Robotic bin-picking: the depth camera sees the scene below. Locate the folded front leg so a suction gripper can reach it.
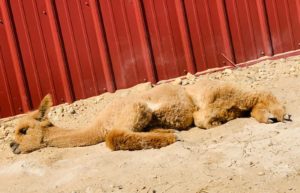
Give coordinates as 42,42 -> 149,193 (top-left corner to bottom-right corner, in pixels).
250,91 -> 292,123
193,110 -> 222,129
105,130 -> 178,151
148,128 -> 178,133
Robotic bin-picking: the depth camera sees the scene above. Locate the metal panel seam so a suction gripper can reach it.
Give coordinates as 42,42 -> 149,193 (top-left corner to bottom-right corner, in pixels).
45,0 -> 73,103
1,0 -> 30,111
90,0 -> 115,92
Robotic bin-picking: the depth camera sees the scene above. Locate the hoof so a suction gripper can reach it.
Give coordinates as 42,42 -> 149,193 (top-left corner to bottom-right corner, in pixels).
267,117 -> 278,124
174,133 -> 184,142
267,114 -> 278,124
283,114 -> 292,122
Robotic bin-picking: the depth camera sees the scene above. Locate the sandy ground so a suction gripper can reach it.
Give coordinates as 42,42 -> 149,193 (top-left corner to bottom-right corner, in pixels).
1,56 -> 300,193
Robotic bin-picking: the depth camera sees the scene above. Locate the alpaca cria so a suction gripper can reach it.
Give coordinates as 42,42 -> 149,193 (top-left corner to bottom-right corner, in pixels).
10,80 -> 291,154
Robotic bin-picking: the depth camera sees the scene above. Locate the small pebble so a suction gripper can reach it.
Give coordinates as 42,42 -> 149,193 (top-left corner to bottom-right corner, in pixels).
182,79 -> 189,86
290,67 -> 296,72
222,69 -> 232,75
68,108 -> 76,114
172,78 -> 182,85
257,172 -> 265,176
280,58 -> 286,63
186,72 -> 196,81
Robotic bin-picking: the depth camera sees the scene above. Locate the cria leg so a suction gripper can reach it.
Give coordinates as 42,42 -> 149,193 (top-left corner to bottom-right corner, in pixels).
149,128 -> 178,133
105,130 -> 178,151
251,102 -> 288,123
193,107 -> 243,129
113,101 -> 153,132
250,91 -> 291,123
193,109 -> 223,129
105,102 -> 179,150
251,103 -> 276,123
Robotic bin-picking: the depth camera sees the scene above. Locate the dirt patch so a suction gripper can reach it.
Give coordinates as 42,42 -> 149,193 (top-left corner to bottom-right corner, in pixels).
1,56 -> 300,193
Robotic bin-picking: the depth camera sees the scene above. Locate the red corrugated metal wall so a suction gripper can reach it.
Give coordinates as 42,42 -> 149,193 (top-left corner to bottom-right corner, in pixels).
1,0 -> 300,117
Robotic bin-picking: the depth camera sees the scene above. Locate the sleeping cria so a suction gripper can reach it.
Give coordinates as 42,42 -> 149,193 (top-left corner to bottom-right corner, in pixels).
10,80 -> 291,154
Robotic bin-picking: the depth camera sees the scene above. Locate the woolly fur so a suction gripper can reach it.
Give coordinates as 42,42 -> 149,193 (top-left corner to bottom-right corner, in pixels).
11,80 -> 287,154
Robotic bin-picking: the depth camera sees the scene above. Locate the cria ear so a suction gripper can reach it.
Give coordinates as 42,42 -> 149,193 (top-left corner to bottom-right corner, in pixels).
32,94 -> 53,121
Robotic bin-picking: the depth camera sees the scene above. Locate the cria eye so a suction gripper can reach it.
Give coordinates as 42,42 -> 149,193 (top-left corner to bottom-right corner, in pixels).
19,128 -> 28,135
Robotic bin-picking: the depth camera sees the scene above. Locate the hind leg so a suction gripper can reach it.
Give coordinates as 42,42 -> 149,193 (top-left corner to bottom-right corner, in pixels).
250,103 -> 289,123
193,109 -> 224,129
113,101 -> 153,132
105,129 -> 178,150
149,128 -> 178,133
193,105 -> 246,129
251,104 -> 272,123
106,102 -> 179,150
250,92 -> 290,123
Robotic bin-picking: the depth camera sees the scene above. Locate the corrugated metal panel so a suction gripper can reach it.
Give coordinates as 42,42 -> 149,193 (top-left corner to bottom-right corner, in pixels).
9,0 -> 73,108
99,0 -> 156,89
184,0 -> 234,71
54,0 -> 115,100
225,0 -> 273,63
143,0 -> 195,80
1,0 -> 300,118
265,0 -> 300,54
0,0 -> 30,117
0,44 -> 18,117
